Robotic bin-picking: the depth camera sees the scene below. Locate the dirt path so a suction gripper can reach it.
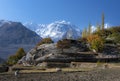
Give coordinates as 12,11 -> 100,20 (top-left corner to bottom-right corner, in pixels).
0,68 -> 120,81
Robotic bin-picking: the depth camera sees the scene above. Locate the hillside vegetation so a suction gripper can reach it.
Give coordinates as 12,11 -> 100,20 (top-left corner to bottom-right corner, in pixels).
94,26 -> 120,44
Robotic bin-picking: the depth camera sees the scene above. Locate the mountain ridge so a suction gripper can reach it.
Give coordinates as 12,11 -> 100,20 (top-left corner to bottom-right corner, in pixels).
0,20 -> 42,59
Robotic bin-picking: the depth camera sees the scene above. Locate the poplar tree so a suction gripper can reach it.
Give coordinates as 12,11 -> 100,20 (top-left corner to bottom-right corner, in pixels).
96,23 -> 101,32
88,23 -> 92,35
82,28 -> 87,38
102,13 -> 105,30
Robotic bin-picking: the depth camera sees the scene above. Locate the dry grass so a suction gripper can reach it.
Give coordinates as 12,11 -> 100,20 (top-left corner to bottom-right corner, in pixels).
4,63 -> 120,74
19,67 -> 91,73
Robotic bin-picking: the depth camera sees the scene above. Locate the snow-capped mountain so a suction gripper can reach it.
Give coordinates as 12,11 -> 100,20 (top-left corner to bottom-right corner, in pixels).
23,22 -> 43,31
24,21 -> 81,41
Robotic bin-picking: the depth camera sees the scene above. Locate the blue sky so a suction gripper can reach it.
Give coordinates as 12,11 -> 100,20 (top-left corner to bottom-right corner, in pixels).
0,0 -> 120,29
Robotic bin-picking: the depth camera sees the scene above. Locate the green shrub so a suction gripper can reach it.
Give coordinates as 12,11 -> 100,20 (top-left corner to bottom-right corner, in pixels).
56,39 -> 71,53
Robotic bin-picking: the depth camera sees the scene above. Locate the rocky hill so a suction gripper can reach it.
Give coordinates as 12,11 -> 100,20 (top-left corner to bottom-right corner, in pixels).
19,38 -> 120,66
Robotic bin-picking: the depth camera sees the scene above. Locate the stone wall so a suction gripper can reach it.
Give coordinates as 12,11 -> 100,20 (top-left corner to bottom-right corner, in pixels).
70,62 -> 97,68
38,62 -> 70,68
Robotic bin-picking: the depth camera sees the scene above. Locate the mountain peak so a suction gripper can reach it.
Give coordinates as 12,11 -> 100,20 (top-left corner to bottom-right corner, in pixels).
0,20 -> 12,27
25,21 -> 81,41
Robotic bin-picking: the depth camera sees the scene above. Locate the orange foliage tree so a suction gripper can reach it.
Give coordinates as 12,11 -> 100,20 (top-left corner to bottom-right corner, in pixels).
87,35 -> 104,52
7,48 -> 26,66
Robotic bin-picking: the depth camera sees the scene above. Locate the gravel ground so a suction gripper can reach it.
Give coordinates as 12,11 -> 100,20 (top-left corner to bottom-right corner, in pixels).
0,68 -> 120,81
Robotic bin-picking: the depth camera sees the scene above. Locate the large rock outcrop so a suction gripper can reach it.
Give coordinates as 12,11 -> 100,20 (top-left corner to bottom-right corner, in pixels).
19,41 -> 87,66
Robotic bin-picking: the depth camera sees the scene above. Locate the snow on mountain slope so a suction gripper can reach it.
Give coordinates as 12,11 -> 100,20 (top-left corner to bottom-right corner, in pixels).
24,21 -> 81,41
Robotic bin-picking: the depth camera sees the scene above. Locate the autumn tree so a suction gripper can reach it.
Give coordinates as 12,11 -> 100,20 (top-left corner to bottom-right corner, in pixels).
87,35 -> 104,52
7,48 -> 26,66
37,37 -> 54,46
82,28 -> 87,38
7,55 -> 17,66
82,23 -> 92,38
96,23 -> 101,32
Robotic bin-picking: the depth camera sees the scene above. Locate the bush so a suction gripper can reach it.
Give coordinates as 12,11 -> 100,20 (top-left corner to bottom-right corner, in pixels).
56,39 -> 71,53
105,38 -> 116,44
109,26 -> 120,33
108,33 -> 120,44
78,37 -> 87,44
94,29 -> 112,38
87,35 -> 104,52
37,37 -> 54,46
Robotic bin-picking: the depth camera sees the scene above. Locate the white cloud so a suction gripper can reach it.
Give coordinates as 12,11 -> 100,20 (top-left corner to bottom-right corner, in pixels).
104,23 -> 111,29
91,23 -> 111,32
91,25 -> 96,32
54,20 -> 70,24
